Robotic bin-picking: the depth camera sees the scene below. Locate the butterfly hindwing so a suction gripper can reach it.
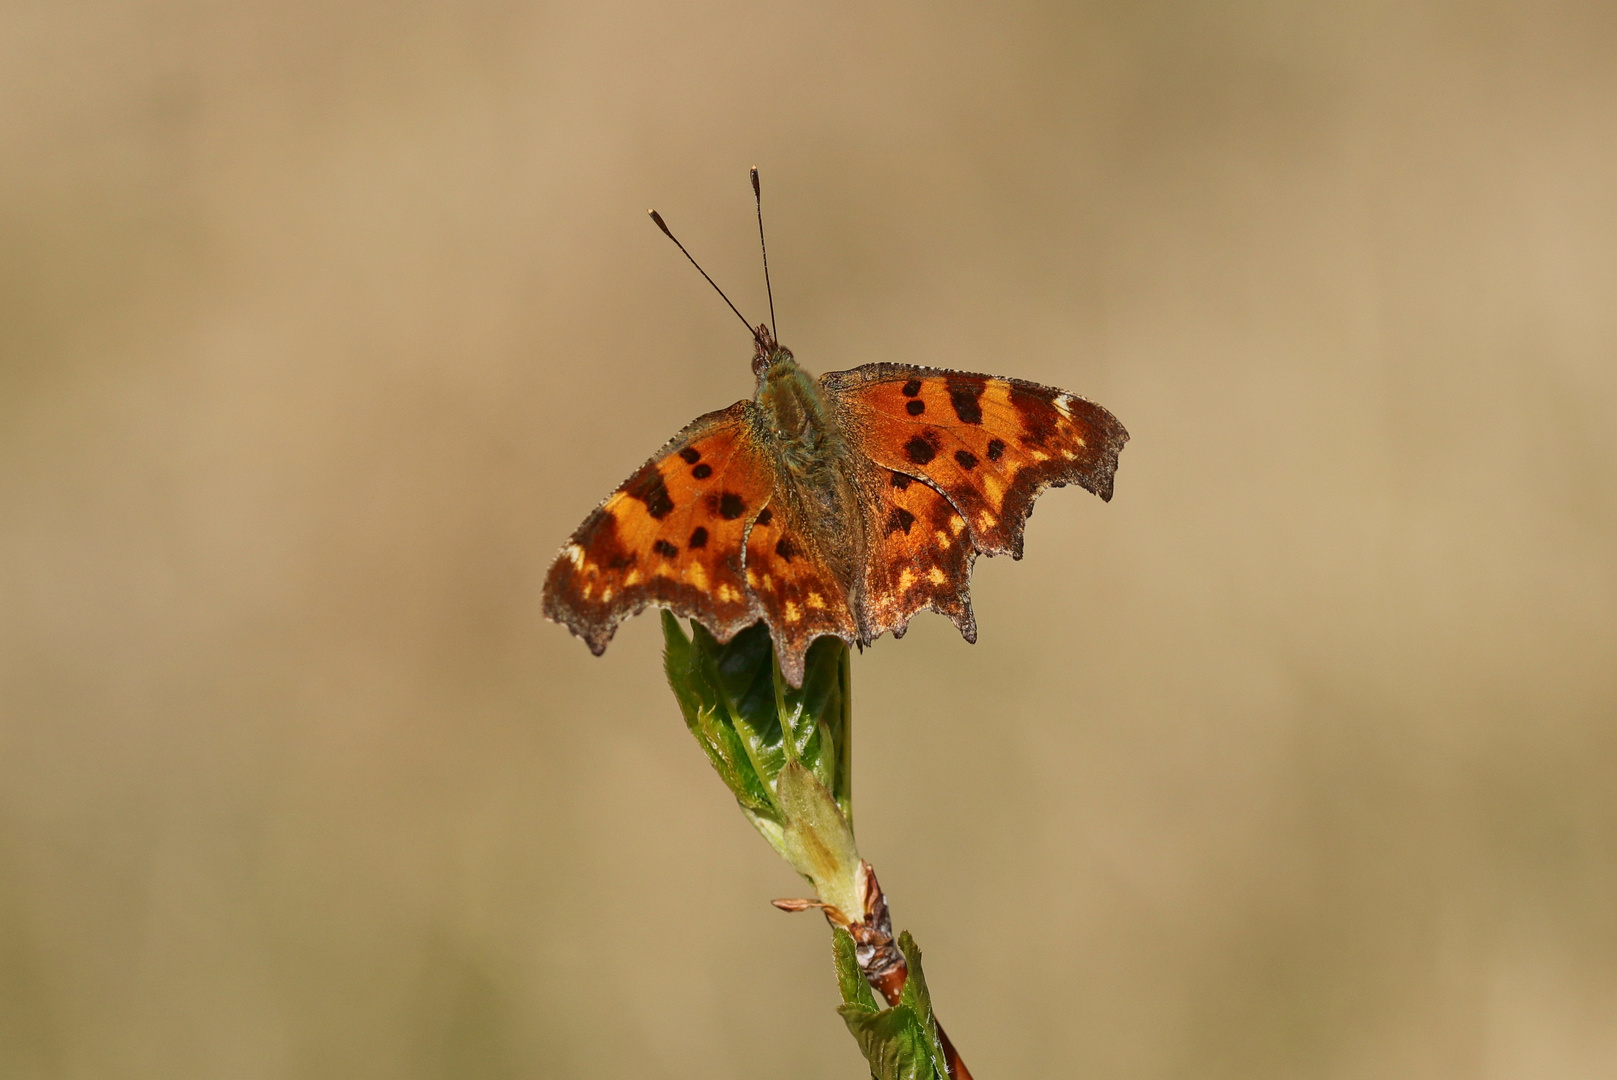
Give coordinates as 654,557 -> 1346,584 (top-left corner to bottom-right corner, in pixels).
855,462 -> 977,643
822,363 -> 1129,558
741,496 -> 858,686
543,402 -> 771,655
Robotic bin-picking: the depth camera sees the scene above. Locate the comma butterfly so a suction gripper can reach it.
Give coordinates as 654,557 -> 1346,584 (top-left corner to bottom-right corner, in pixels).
543,173 -> 1128,686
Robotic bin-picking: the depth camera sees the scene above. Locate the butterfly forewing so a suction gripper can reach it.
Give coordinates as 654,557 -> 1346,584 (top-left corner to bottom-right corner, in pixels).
542,402 -> 772,654
823,364 -> 1129,558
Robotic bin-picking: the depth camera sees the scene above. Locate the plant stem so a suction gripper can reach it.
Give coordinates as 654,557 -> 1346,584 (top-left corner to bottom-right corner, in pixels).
663,615 -> 971,1079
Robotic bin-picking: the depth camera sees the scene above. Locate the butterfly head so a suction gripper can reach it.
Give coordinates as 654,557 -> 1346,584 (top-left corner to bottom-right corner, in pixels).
751,323 -> 802,402
750,323 -> 786,376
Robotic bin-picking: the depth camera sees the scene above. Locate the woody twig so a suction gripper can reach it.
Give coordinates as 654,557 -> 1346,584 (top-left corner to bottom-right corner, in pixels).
775,862 -> 973,1080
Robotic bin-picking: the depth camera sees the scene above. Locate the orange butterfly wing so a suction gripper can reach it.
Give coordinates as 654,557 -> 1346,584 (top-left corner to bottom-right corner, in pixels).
741,497 -> 858,686
542,402 -> 772,655
824,363 -> 1129,558
852,461 -> 978,643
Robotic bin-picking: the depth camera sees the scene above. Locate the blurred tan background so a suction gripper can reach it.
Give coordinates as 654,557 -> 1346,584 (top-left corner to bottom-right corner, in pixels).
3,2 -> 1615,1077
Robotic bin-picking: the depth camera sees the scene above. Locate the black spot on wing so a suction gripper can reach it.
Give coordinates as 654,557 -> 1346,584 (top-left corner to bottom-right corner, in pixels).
906,399 -> 925,416
678,447 -> 701,464
1009,383 -> 1061,447
692,463 -> 712,479
774,536 -> 798,560
885,506 -> 916,535
688,526 -> 709,549
889,471 -> 912,490
986,438 -> 1005,461
954,449 -> 978,470
904,434 -> 938,465
718,492 -> 746,519
652,539 -> 678,558
755,507 -> 773,526
901,379 -> 922,397
947,376 -> 986,424
625,463 -> 675,519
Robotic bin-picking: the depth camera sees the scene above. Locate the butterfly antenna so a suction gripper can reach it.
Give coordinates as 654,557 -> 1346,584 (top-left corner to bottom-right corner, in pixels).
648,209 -> 758,343
750,167 -> 777,341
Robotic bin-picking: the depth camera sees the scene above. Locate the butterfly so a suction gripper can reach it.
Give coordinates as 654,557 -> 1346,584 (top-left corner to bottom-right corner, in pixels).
543,177 -> 1128,686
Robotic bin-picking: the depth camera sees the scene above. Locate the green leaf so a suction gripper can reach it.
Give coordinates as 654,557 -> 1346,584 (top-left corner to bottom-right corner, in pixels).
688,620 -> 790,792
793,634 -> 852,816
896,932 -> 948,1078
832,929 -> 949,1080
701,621 -> 780,741
661,614 -> 776,816
837,1003 -> 938,1080
662,614 -> 853,825
832,927 -> 880,1014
